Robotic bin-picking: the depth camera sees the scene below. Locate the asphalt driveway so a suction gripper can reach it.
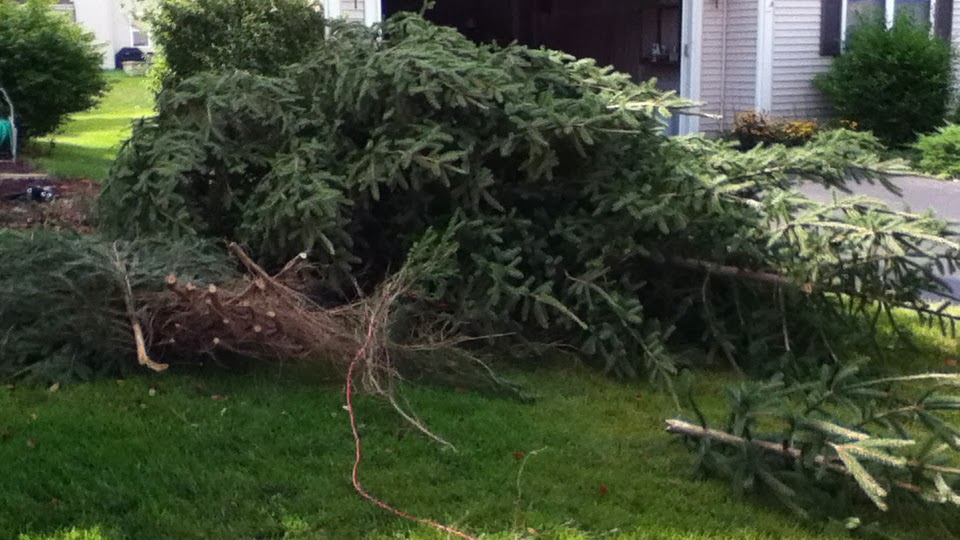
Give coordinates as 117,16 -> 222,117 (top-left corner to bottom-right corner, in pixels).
800,175 -> 960,219
800,175 -> 960,296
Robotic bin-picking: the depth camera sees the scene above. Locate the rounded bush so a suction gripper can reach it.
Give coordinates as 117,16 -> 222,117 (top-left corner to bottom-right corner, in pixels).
148,0 -> 328,84
916,124 -> 960,178
0,0 -> 107,139
815,16 -> 953,146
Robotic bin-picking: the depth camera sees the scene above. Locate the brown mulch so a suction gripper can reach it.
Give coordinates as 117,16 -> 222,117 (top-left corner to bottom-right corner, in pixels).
0,160 -> 98,232
0,160 -> 36,175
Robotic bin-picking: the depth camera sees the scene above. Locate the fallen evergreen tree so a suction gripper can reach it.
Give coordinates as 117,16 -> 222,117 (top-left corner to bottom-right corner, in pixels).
4,2 -> 959,523
98,12 -> 952,382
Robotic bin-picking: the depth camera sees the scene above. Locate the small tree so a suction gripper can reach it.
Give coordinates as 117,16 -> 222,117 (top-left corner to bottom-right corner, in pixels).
147,0 -> 327,84
815,15 -> 954,146
0,0 -> 106,139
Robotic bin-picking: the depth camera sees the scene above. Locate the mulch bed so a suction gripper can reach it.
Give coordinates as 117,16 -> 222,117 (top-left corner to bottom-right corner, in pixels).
0,160 -> 35,175
0,160 -> 98,232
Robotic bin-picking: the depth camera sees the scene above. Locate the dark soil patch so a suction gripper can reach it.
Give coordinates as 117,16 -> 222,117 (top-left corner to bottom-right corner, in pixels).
0,160 -> 36,175
0,173 -> 98,232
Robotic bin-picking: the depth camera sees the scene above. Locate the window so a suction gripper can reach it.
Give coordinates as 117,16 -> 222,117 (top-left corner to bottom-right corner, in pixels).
131,24 -> 149,47
51,0 -> 76,22
896,0 -> 933,24
842,0 -> 935,40
822,0 -> 950,55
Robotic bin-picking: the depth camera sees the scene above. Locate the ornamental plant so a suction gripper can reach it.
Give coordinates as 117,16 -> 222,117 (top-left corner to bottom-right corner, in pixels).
0,0 -> 106,138
816,15 -> 954,146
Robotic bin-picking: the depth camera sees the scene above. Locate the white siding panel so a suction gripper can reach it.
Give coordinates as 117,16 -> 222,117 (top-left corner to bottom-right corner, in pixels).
698,0 -> 759,133
954,0 -> 960,43
953,1 -> 960,94
770,0 -> 832,118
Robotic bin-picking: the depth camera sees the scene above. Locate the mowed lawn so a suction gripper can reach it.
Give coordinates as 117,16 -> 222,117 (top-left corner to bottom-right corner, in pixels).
4,333 -> 960,540
3,365 -> 957,540
31,72 -> 152,181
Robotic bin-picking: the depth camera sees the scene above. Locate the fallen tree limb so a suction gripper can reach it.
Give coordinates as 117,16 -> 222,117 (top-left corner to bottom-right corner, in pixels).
658,256 -> 960,324
665,419 -> 843,472
665,419 -> 957,496
664,256 -> 812,291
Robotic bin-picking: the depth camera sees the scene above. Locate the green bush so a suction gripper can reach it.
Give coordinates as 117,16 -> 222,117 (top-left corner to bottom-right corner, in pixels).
916,124 -> 960,178
0,0 -> 106,138
815,15 -> 953,146
147,0 -> 327,84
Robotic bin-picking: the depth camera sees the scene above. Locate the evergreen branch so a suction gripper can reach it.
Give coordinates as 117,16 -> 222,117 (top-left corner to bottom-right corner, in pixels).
666,419 -> 956,500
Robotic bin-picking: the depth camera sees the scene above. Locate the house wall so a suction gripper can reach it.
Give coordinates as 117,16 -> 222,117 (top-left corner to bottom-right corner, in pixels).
699,0 -> 759,133
768,0 -> 960,120
953,1 -> 960,93
769,0 -> 832,118
73,0 -> 152,70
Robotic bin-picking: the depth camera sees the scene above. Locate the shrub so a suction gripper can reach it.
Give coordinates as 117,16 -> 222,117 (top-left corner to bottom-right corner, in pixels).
733,109 -> 818,148
916,123 -> 960,178
815,15 -> 953,146
147,0 -> 327,84
0,0 -> 106,139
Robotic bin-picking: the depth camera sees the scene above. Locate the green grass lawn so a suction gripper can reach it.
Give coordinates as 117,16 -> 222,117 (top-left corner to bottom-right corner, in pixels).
2,356 -> 958,540
29,72 -> 152,181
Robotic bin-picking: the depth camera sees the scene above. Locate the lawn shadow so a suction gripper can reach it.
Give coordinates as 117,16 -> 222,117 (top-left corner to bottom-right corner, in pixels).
30,142 -> 119,180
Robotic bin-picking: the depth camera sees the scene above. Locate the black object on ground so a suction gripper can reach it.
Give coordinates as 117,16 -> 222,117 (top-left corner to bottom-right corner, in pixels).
115,47 -> 146,70
3,185 -> 54,202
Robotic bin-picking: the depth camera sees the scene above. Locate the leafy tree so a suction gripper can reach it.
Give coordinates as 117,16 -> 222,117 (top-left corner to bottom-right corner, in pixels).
147,0 -> 327,85
0,0 -> 106,138
816,15 -> 954,146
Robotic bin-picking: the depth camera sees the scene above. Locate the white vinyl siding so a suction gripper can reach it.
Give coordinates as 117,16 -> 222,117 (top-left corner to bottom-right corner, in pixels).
699,0 -> 759,133
954,0 -> 960,39
953,0 -> 960,94
769,0 -> 832,118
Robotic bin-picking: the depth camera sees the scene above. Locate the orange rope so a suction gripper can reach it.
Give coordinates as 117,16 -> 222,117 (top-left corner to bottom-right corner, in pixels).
345,314 -> 477,540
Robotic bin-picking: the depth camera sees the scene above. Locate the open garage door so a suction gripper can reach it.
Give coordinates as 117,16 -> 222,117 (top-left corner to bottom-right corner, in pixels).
381,0 -> 691,132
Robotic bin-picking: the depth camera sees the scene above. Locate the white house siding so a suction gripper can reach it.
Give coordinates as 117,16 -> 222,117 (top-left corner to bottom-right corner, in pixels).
699,0 -> 759,133
72,0 -> 152,70
769,0 -> 832,119
953,1 -> 960,96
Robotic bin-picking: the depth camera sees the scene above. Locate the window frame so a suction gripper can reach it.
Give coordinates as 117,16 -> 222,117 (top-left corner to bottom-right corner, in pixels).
130,24 -> 150,48
840,0 -> 938,43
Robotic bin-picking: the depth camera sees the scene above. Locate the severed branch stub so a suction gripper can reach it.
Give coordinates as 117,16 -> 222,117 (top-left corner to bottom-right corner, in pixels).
112,242 -> 169,372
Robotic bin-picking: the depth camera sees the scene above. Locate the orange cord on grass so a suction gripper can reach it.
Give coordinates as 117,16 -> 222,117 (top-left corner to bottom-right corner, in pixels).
345,316 -> 478,540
